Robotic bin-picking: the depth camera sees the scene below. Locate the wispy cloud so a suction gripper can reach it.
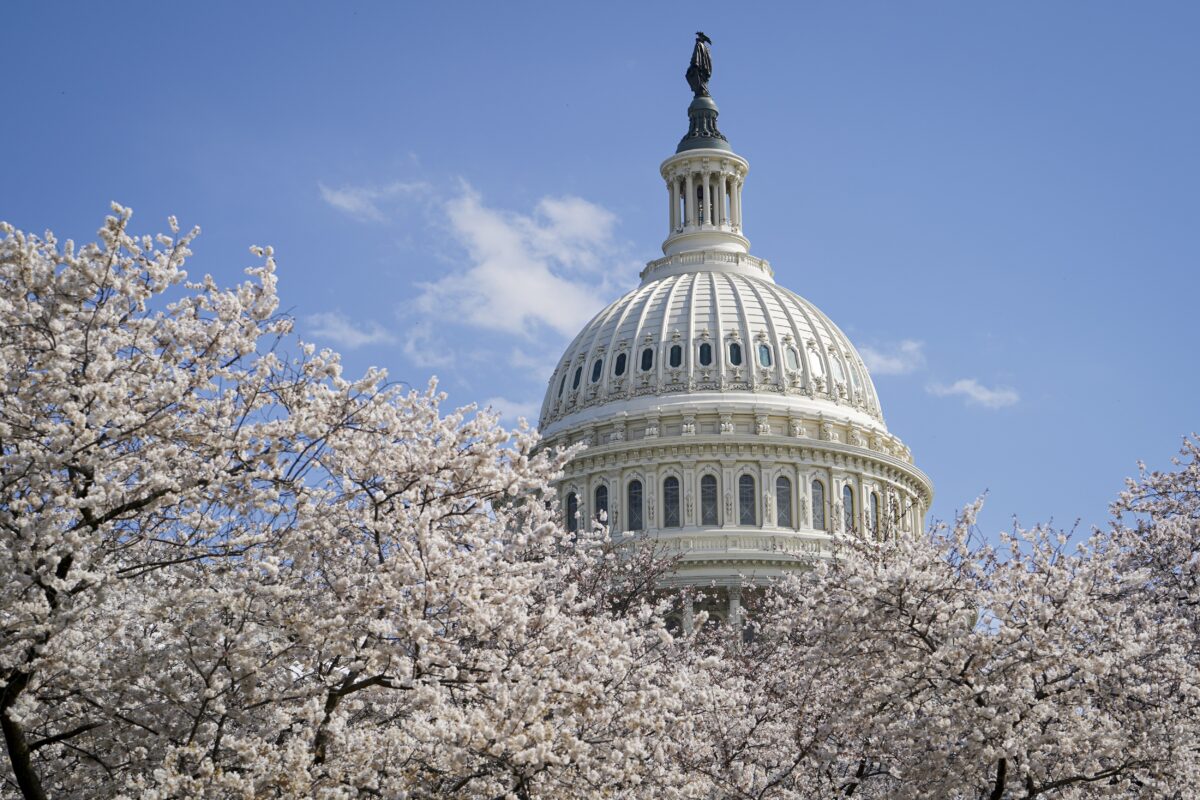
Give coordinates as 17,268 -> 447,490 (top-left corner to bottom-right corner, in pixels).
304,311 -> 396,350
483,396 -> 540,425
860,340 -> 925,376
415,184 -> 630,339
928,378 -> 1019,409
319,180 -> 429,222
400,320 -> 453,369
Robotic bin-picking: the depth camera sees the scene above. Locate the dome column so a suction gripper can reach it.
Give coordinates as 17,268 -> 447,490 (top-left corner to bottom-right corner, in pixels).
716,171 -> 727,227
685,172 -> 696,226
668,179 -> 679,233
702,171 -> 713,226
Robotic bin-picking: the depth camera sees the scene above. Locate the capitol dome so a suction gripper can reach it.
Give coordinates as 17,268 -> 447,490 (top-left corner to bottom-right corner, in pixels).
537,34 -> 932,629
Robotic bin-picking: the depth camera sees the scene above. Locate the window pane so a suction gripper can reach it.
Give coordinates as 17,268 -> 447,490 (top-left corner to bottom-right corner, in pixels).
640,348 -> 654,371
758,344 -> 772,367
701,475 -> 718,525
843,485 -> 855,532
590,358 -> 603,383
627,480 -> 644,531
663,477 -> 681,528
786,347 -> 799,370
812,480 -> 826,530
615,352 -> 627,376
566,492 -> 578,533
558,373 -> 566,397
739,474 -> 755,526
572,366 -> 582,390
669,344 -> 682,368
729,342 -> 742,366
776,476 -> 792,527
595,485 -> 608,520
871,492 -> 880,540
699,342 -> 712,366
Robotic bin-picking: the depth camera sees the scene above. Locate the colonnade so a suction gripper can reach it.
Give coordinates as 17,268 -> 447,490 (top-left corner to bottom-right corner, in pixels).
666,166 -> 744,234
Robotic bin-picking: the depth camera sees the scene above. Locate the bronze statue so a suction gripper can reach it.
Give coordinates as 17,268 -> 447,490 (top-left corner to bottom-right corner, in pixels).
686,31 -> 713,97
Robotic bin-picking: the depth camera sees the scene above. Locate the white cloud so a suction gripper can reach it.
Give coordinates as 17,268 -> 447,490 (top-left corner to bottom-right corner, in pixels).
414,184 -> 629,339
483,396 -> 539,425
401,320 -> 453,368
319,180 -> 428,222
304,311 -> 396,350
928,378 -> 1019,409
860,340 -> 925,376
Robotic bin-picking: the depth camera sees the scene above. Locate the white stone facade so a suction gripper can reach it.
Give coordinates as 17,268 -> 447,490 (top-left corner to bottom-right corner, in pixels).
538,102 -> 932,623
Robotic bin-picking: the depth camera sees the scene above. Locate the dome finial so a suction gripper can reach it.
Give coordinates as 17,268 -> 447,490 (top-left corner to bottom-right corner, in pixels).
678,32 -> 730,153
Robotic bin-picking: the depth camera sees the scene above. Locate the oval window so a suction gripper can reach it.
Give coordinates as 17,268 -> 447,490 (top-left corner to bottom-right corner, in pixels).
669,344 -> 682,368
729,342 -> 743,366
572,366 -> 582,390
640,347 -> 654,371
614,352 -> 627,376
758,344 -> 772,367
590,358 -> 603,383
699,342 -> 713,366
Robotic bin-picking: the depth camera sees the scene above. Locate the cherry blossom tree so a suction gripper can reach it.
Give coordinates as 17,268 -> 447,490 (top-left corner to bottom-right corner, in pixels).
0,209 -> 689,799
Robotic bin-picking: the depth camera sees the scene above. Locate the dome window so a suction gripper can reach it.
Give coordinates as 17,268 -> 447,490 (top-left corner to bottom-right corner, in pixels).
669,344 -> 682,368
738,474 -> 756,526
614,352 -> 627,376
870,491 -> 881,541
811,480 -> 826,530
775,476 -> 792,528
729,342 -> 743,366
590,358 -> 603,383
786,347 -> 800,370
558,373 -> 567,398
627,480 -> 644,531
594,484 -> 608,522
663,476 -> 681,528
758,344 -> 773,367
700,474 -> 718,525
640,347 -> 654,372
565,492 -> 579,534
572,366 -> 582,390
698,342 -> 713,366
843,485 -> 856,533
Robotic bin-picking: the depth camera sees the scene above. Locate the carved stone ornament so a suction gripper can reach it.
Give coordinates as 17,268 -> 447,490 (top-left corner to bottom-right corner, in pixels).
790,419 -> 808,438
682,415 -> 697,435
820,420 -> 836,442
848,428 -> 865,447
755,415 -> 771,435
720,415 -> 735,434
644,419 -> 660,438
725,490 -> 734,516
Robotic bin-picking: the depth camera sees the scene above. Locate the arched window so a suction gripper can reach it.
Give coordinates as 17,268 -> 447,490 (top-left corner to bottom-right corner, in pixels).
758,344 -> 772,367
669,344 -> 682,368
843,485 -> 855,533
572,366 -> 582,390
614,352 -> 627,376
590,358 -> 603,383
729,342 -> 743,366
627,480 -> 644,531
700,474 -> 719,525
663,476 -> 681,528
594,484 -> 609,522
776,475 -> 792,528
786,347 -> 800,370
698,342 -> 713,366
738,474 -> 756,526
558,373 -> 567,398
812,480 -> 826,531
640,347 -> 654,372
565,492 -> 579,534
871,491 -> 881,541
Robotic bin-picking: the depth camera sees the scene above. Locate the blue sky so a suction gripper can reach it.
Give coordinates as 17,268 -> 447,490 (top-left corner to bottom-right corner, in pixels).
5,2 -> 1198,537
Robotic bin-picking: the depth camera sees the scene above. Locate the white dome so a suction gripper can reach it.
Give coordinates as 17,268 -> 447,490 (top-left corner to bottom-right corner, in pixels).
539,254 -> 885,437
537,57 -> 931,610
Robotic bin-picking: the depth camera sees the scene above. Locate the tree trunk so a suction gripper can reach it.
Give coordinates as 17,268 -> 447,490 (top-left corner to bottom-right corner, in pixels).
1,669 -> 48,800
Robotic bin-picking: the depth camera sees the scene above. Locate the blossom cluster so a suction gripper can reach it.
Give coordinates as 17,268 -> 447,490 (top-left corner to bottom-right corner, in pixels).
1,211 -> 1197,799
